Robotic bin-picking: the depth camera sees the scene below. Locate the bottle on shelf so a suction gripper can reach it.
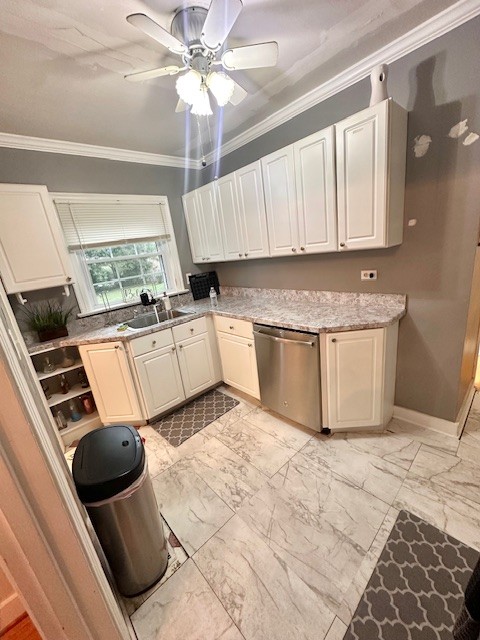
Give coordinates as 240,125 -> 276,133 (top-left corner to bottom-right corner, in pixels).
54,409 -> 68,430
78,370 -> 89,388
209,287 -> 218,307
60,374 -> 69,394
60,347 -> 74,368
43,356 -> 56,374
41,381 -> 51,400
80,393 -> 96,415
68,400 -> 82,422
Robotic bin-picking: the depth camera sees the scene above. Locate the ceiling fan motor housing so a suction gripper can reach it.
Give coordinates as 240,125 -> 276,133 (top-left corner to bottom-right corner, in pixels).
171,6 -> 208,49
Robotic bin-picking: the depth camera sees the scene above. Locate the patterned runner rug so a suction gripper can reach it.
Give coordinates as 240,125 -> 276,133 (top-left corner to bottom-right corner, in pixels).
151,389 -> 239,447
344,510 -> 479,640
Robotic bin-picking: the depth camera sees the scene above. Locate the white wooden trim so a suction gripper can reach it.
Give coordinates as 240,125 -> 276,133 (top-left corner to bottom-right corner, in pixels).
0,132 -> 200,169
0,590 -> 25,633
393,381 -> 475,439
203,0 -> 480,166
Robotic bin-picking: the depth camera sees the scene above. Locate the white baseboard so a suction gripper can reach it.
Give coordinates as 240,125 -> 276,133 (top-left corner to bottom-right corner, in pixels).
0,592 -> 25,633
393,381 -> 476,439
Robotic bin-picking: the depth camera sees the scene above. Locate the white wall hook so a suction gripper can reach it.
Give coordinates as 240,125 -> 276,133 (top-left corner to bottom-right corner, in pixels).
15,292 -> 27,305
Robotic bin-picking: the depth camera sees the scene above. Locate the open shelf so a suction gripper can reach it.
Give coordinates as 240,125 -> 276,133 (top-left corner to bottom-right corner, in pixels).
60,411 -> 100,435
37,361 -> 84,381
48,384 -> 91,408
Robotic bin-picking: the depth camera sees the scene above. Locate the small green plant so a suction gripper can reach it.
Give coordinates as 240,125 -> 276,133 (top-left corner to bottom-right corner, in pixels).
22,300 -> 74,332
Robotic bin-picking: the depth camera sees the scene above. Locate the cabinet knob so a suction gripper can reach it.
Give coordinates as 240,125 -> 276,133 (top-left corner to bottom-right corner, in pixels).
300,247 -> 305,251
244,253 -> 248,257
292,247 -> 297,253
66,276 -> 72,282
229,325 -> 234,330
190,327 -> 194,333
248,343 -> 252,347
171,346 -> 176,351
114,345 -> 120,349
331,338 -> 337,343
179,344 -> 183,349
339,243 -> 345,248
152,340 -> 157,346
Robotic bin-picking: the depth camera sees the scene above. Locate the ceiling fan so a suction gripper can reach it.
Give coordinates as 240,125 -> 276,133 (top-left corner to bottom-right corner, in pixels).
125,0 -> 279,116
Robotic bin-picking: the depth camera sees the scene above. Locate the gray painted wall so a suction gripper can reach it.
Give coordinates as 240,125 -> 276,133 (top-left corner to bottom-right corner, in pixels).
0,149 -> 206,283
199,17 -> 480,422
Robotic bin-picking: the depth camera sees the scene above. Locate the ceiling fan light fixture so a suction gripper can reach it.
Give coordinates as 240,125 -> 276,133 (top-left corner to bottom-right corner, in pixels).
175,69 -> 202,105
191,87 -> 213,116
207,71 -> 235,107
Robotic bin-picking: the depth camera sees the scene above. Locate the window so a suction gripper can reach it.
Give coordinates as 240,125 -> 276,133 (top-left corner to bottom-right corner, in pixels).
53,194 -> 184,314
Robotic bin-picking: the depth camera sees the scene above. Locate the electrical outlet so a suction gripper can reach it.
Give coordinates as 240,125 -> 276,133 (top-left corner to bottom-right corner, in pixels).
361,270 -> 377,281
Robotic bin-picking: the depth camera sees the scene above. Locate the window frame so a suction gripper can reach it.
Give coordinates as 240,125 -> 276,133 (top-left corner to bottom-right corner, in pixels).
52,193 -> 185,315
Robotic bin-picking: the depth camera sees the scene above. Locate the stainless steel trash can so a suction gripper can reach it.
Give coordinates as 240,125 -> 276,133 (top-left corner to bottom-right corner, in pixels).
73,425 -> 168,597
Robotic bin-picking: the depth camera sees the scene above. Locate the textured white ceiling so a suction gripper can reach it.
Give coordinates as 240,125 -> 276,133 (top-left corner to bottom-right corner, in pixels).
0,0 -> 458,158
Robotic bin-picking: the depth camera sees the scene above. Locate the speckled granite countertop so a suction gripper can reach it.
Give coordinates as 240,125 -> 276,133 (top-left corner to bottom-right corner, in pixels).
32,289 -> 406,352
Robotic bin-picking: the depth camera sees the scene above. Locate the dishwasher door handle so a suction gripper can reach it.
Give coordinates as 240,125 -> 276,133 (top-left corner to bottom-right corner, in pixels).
253,330 -> 316,347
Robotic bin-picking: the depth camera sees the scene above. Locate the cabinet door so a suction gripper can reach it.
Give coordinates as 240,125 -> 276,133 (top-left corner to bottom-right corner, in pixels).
135,345 -> 185,418
216,173 -> 244,261
294,128 -> 337,254
182,190 -> 206,264
177,333 -> 215,399
235,161 -> 270,259
0,184 -> 72,293
336,101 -> 388,251
79,342 -> 143,423
196,183 -> 224,262
261,146 -> 299,257
217,332 -> 260,399
324,329 -> 384,430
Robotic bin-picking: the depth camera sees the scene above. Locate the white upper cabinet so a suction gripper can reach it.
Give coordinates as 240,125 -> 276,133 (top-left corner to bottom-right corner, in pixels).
261,146 -> 299,257
216,173 -> 243,261
183,183 -> 224,264
235,162 -> 269,259
293,127 -> 337,254
335,99 -> 407,251
0,184 -> 73,293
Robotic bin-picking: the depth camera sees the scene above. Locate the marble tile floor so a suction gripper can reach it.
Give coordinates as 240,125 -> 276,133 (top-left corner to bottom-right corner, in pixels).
131,387 -> 480,640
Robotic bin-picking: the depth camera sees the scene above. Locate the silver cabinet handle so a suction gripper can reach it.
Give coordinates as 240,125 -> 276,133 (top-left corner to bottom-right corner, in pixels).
339,243 -> 345,248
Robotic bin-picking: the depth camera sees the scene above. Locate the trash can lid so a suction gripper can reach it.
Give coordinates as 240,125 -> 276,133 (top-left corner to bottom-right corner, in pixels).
72,425 -> 145,503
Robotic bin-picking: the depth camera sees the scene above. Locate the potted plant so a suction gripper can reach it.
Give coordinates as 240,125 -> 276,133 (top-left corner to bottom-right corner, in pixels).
23,300 -> 74,342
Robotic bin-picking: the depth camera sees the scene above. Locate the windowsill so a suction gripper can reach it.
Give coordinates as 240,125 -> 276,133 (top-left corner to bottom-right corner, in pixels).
76,289 -> 190,318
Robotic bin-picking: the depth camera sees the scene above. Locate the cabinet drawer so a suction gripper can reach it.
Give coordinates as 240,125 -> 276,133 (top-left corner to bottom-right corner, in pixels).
214,315 -> 253,339
130,328 -> 174,357
172,316 -> 207,343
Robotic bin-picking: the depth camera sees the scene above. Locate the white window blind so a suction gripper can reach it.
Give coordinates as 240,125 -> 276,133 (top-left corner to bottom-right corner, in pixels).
54,198 -> 172,249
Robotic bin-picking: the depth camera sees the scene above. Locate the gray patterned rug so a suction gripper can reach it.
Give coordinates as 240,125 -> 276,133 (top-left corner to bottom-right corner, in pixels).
151,389 -> 239,447
344,510 -> 479,640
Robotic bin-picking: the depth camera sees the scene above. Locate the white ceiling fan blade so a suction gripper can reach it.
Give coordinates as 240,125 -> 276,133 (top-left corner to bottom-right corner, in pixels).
201,0 -> 243,51
124,65 -> 182,82
175,98 -> 188,113
126,14 -> 187,55
229,79 -> 247,105
222,41 -> 279,71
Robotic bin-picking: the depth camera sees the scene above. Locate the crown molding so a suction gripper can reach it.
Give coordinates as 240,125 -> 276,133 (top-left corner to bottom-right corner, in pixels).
204,0 -> 480,166
0,132 -> 201,169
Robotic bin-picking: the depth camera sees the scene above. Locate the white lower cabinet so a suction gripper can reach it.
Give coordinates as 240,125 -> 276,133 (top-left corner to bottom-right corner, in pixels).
217,331 -> 260,400
135,344 -> 185,418
176,333 -> 215,399
79,342 -> 143,424
320,324 -> 398,431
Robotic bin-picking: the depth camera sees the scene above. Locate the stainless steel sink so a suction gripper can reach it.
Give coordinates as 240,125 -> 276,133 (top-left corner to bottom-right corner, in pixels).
126,309 -> 192,329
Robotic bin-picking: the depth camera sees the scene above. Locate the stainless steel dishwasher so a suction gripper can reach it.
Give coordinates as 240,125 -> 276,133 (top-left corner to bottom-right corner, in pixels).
253,324 -> 321,431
